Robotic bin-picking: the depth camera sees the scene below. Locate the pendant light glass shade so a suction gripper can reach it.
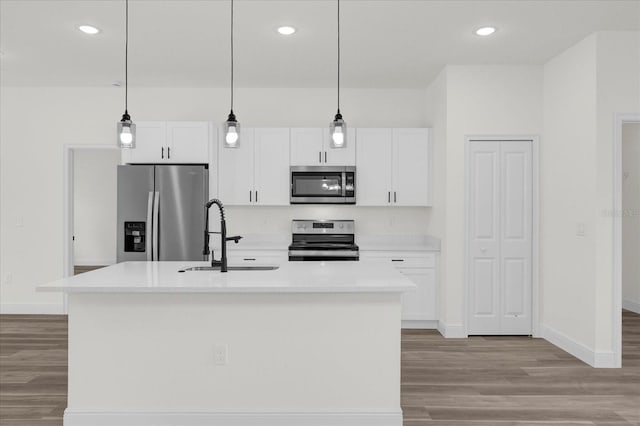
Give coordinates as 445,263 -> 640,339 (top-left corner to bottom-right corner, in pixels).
330,111 -> 346,148
223,0 -> 240,148
117,0 -> 135,149
329,0 -> 346,149
117,111 -> 136,148
224,110 -> 240,148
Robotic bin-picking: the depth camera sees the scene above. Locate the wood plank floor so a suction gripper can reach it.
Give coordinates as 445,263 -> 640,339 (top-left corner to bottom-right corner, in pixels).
0,311 -> 638,425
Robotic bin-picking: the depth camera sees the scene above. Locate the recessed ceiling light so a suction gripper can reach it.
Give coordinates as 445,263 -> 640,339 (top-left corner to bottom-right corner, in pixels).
475,27 -> 496,36
277,26 -> 296,36
78,25 -> 101,35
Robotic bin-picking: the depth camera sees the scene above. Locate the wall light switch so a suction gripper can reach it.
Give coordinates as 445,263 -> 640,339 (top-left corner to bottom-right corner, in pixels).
16,216 -> 24,227
576,222 -> 586,237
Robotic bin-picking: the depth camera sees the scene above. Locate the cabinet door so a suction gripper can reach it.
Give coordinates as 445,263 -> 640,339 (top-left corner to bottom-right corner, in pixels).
323,128 -> 356,165
123,122 -> 166,163
393,128 -> 430,206
399,268 -> 437,321
254,128 -> 290,206
218,128 -> 255,205
355,128 -> 393,206
166,121 -> 209,163
290,128 -> 323,166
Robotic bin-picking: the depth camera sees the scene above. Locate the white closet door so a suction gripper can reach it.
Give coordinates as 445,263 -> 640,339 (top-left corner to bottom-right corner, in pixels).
468,140 -> 532,335
499,142 -> 532,334
468,141 -> 501,333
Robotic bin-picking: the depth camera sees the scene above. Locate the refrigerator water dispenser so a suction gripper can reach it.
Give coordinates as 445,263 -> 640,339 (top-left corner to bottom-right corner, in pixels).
124,222 -> 146,252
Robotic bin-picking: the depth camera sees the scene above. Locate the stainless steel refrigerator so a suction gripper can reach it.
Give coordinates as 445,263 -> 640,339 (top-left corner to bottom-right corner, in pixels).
117,164 -> 208,262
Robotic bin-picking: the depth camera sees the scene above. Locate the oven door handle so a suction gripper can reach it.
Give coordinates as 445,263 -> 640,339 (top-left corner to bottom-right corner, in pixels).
288,249 -> 358,257
341,172 -> 347,197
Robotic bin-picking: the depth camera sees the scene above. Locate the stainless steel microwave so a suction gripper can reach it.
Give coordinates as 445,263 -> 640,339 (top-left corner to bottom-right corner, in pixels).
290,166 -> 356,204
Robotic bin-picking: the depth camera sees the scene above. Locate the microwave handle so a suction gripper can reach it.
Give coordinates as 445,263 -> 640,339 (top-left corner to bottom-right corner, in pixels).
342,172 -> 346,197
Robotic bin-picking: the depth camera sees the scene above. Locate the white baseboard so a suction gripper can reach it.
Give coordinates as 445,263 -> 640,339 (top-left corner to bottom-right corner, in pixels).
540,324 -> 616,368
63,409 -> 403,426
623,299 -> 640,314
402,320 -> 438,329
0,303 -> 65,315
437,321 -> 467,338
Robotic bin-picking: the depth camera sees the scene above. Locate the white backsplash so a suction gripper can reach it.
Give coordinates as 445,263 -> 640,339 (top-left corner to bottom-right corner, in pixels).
222,205 -> 433,236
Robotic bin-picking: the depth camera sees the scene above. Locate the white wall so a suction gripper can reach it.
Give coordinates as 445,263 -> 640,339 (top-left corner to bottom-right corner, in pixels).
73,148 -> 120,266
0,86 -> 430,309
424,69 -> 448,329
542,34 -> 599,350
622,123 -> 640,311
541,31 -> 640,365
442,66 -> 544,333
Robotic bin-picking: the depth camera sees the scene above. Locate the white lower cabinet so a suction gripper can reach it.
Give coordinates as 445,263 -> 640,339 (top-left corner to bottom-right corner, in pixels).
226,250 -> 288,265
360,251 -> 438,327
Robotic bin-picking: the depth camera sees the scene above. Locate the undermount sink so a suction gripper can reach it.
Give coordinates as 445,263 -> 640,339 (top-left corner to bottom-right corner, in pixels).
179,265 -> 279,272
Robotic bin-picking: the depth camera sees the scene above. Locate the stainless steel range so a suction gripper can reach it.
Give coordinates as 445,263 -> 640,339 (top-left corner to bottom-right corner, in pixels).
288,220 -> 359,261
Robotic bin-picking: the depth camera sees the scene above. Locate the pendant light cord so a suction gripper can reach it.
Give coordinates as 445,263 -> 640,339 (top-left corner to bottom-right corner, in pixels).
337,0 -> 340,113
125,0 -> 129,113
230,0 -> 234,112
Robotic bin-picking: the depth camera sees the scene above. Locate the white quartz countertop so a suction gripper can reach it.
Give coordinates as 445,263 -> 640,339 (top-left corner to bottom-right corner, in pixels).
38,261 -> 416,294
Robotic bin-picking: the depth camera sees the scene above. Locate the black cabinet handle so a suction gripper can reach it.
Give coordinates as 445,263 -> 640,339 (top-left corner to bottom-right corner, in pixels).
319,151 -> 322,163
394,191 -> 397,203
161,147 -> 164,159
249,191 -> 252,202
167,147 -> 171,159
255,191 -> 258,203
243,258 -> 256,261
391,259 -> 405,262
324,151 -> 327,163
388,191 -> 391,203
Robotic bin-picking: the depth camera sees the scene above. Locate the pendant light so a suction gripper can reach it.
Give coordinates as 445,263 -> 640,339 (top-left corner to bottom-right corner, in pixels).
223,0 -> 240,148
329,0 -> 346,149
117,0 -> 135,148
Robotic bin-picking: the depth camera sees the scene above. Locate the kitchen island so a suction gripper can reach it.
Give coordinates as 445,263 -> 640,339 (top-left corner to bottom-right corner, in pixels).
39,261 -> 414,426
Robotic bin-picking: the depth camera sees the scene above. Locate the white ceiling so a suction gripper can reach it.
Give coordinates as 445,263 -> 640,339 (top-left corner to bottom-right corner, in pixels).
1,0 -> 639,88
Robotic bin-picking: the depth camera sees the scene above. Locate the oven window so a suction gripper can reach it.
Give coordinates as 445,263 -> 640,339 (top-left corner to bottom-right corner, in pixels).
292,173 -> 343,197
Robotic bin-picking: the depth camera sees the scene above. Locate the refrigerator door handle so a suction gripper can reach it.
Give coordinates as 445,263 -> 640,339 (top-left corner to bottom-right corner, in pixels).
146,191 -> 154,261
152,191 -> 160,260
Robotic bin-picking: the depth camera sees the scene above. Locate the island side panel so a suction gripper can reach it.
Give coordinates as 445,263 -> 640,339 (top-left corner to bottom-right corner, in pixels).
67,292 -> 402,412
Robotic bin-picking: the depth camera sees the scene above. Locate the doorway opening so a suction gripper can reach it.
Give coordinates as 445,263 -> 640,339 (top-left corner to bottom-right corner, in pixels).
63,145 -> 120,280
616,116 -> 640,367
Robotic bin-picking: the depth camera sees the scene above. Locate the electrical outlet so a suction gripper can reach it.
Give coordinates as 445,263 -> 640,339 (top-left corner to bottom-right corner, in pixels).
214,344 -> 228,365
3,273 -> 12,285
576,222 -> 586,237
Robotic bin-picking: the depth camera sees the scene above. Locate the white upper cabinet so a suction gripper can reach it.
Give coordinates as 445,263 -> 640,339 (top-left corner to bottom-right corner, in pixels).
355,128 -> 394,205
122,121 -> 210,164
218,128 -> 290,206
254,128 -> 290,206
290,128 -> 356,166
165,122 -> 210,163
393,128 -> 431,206
356,128 -> 431,206
218,128 -> 255,206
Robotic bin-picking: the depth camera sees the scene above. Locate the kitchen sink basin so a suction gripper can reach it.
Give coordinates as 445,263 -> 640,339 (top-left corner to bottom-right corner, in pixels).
178,265 -> 279,272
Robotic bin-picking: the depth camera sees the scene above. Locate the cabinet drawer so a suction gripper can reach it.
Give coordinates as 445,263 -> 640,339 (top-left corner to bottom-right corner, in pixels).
359,252 -> 436,268
227,250 -> 287,265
